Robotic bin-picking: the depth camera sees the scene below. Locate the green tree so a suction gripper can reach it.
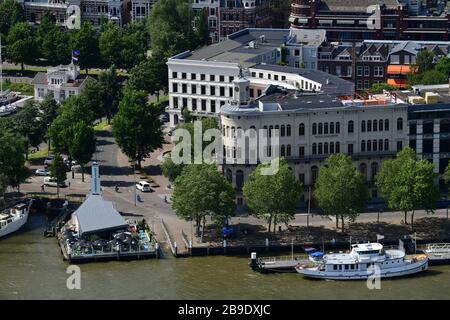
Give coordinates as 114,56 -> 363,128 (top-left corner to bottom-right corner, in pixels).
172,163 -> 235,236
0,131 -> 29,194
161,156 -> 184,182
128,54 -> 167,100
39,95 -> 59,153
99,23 -> 123,68
70,22 -> 100,74
243,158 -> 302,233
50,154 -> 67,197
13,101 -> 45,158
121,21 -> 149,69
147,0 -> 207,60
98,66 -> 122,123
0,0 -> 24,36
314,154 -> 370,232
415,49 -> 435,74
112,88 -> 164,168
6,22 -> 35,71
69,121 -> 96,182
435,56 -> 450,77
35,12 -> 70,65
376,147 -> 439,228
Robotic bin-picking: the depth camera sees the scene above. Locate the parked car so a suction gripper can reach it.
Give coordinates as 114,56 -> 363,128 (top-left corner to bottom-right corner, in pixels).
44,155 -> 55,166
44,177 -> 67,188
35,168 -> 50,176
136,181 -> 152,192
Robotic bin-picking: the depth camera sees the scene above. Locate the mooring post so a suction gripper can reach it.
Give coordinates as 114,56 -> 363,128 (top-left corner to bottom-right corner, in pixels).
174,242 -> 177,257
265,238 -> 269,252
189,240 -> 192,256
155,242 -> 160,259
223,239 -> 227,255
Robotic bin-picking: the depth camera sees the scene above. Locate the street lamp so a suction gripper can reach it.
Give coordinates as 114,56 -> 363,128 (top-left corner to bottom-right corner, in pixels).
307,186 -> 311,228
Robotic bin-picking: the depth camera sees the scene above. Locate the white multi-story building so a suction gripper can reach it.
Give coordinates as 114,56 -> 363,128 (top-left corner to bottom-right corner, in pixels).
220,73 -> 408,205
32,62 -> 91,103
167,28 -> 349,127
81,0 -> 124,27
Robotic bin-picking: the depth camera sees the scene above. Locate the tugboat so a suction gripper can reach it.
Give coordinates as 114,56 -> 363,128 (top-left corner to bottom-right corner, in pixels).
296,242 -> 428,280
0,202 -> 32,239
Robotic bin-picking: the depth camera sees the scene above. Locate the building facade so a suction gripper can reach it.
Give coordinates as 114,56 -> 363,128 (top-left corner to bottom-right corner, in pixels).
130,0 -> 154,23
290,0 -> 450,42
32,62 -> 91,103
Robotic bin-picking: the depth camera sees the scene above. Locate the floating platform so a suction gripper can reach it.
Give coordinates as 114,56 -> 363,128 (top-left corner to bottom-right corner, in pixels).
249,252 -> 315,273
424,243 -> 450,265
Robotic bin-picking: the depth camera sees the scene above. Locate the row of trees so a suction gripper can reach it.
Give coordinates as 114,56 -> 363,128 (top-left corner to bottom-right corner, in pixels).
1,0 -> 208,73
166,137 -> 441,234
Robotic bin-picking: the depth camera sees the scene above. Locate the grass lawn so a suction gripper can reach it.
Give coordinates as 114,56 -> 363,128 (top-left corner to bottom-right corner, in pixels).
27,148 -> 50,162
94,120 -> 111,132
1,81 -> 34,95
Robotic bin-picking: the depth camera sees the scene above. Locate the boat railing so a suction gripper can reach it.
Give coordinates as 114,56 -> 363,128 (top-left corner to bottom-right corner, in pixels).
259,254 -> 309,263
426,243 -> 450,252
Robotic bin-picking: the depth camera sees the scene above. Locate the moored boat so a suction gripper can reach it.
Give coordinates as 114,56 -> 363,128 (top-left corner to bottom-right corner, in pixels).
296,242 -> 428,280
0,202 -> 32,239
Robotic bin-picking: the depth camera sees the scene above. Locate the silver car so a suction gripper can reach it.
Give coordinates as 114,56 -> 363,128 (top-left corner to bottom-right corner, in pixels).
35,168 -> 50,176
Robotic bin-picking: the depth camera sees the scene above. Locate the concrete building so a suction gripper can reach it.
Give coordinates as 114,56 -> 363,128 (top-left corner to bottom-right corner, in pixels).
81,0 -> 124,27
32,62 -> 91,103
20,0 -> 80,26
220,73 -> 408,205
166,28 -> 348,127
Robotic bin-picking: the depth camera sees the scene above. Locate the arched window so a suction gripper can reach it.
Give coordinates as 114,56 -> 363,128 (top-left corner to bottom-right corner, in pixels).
361,120 -> 366,132
226,126 -> 230,137
318,143 -> 323,154
336,142 -> 340,153
249,125 -> 256,138
286,125 -> 291,136
226,169 -> 233,183
373,120 -> 378,132
287,144 -> 291,156
379,139 -> 383,151
281,145 -> 285,156
312,123 -> 317,135
373,140 -> 377,152
359,163 -> 367,181
367,140 -> 372,152
361,140 -> 366,152
336,122 -> 340,134
385,119 -> 389,131
312,143 -> 317,155
318,123 -> 323,135
367,120 -> 372,132
324,122 -> 329,135
324,142 -> 329,154
379,119 -> 383,131
384,139 -> 389,151
371,162 -> 379,182
330,122 -> 335,134
330,142 -> 335,154
299,123 -> 305,136
231,126 -> 236,138
311,166 -> 319,184
263,125 -> 268,137
269,125 -> 273,137
236,170 -> 244,191
280,125 -> 285,137
397,117 -> 403,131
348,120 -> 354,133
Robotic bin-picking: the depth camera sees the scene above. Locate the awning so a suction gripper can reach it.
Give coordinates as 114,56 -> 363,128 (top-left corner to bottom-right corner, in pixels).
387,78 -> 408,88
387,65 -> 416,75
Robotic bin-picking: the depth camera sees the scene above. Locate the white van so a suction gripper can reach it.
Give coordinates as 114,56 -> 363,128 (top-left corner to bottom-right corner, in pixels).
44,177 -> 66,187
136,181 -> 151,192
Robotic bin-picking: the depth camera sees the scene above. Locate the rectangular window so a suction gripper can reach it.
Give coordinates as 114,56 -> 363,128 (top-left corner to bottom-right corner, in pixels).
210,86 -> 216,96
201,74 -> 206,80
211,100 -> 216,113
299,146 -> 305,158
201,99 -> 206,111
182,72 -> 187,79
172,83 -> 178,93
220,87 -> 225,96
348,144 -> 353,154
356,80 -> 362,90
182,83 -> 187,93
397,141 -> 403,151
357,66 -> 363,76
201,85 -> 206,95
172,72 -> 177,79
210,75 -> 215,82
191,84 -> 197,94
192,99 -> 197,110
220,75 -> 225,82
364,66 -> 370,77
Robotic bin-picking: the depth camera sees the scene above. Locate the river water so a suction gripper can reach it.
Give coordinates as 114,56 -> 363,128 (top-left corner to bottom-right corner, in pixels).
1,214 -> 449,300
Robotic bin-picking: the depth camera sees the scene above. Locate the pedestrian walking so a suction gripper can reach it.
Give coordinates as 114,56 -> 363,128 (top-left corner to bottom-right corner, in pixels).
41,184 -> 45,192
68,181 -> 71,189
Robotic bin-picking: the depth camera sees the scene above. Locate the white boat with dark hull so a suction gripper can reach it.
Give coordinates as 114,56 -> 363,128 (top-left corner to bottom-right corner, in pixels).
424,243 -> 450,265
0,202 -> 31,238
296,243 -> 428,280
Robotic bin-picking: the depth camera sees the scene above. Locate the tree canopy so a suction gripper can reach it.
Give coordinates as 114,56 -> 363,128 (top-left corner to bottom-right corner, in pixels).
69,121 -> 96,182
243,158 -> 302,233
314,154 -> 370,232
0,131 -> 29,193
376,147 -> 439,227
172,163 -> 236,235
0,0 -> 24,36
112,88 -> 164,168
6,22 -> 35,70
